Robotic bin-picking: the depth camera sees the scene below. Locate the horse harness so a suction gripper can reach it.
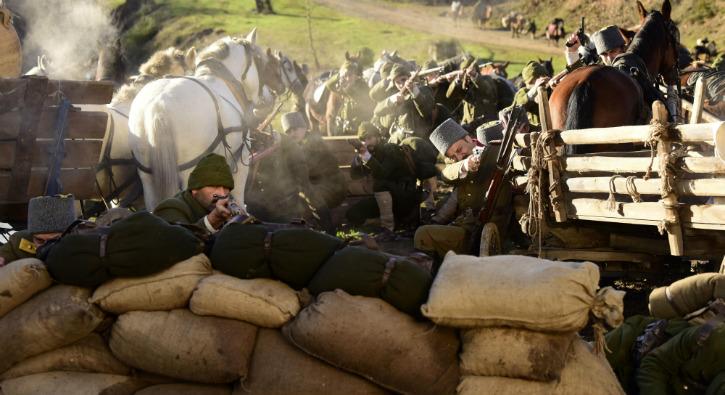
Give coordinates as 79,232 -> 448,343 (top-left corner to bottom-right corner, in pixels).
132,42 -> 265,178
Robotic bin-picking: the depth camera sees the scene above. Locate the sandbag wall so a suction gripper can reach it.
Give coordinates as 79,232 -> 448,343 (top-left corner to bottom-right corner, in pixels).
422,252 -> 627,395
1,223 -> 637,395
0,225 -> 448,395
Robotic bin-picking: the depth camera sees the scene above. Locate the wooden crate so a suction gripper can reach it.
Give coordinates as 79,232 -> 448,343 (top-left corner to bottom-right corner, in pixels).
0,76 -> 113,221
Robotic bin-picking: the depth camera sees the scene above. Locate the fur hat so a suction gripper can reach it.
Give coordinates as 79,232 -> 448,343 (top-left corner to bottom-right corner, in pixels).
281,111 -> 308,134
357,121 -> 381,140
521,61 -> 548,85
476,121 -> 503,144
27,195 -> 77,234
187,153 -> 234,191
592,25 -> 625,55
429,118 -> 468,155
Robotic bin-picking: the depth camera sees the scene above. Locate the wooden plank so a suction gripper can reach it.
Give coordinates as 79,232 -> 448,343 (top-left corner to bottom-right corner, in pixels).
535,248 -> 653,263
689,77 -> 705,124
0,168 -> 98,202
564,156 -> 725,174
568,198 -> 725,231
0,109 -> 108,139
653,101 -> 683,255
682,99 -> 720,123
0,79 -> 25,113
45,80 -> 114,104
512,155 -> 531,171
7,77 -> 48,202
565,176 -> 725,197
514,132 -> 539,148
537,87 -> 551,132
0,140 -> 103,169
559,121 -> 723,145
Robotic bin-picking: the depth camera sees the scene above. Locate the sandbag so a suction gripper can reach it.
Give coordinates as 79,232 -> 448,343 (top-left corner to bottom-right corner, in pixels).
90,254 -> 212,314
239,329 -> 389,395
283,290 -> 459,395
0,333 -> 129,380
0,372 -> 145,395
210,223 -> 342,289
109,309 -> 257,384
0,285 -> 104,374
190,275 -> 300,328
45,211 -> 204,287
422,252 -> 625,331
460,327 -> 576,381
307,246 -> 432,316
457,339 -> 625,395
0,258 -> 52,318
136,383 -> 231,395
649,273 -> 725,319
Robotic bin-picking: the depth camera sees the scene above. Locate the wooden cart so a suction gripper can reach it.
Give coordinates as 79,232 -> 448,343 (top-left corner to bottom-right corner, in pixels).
0,76 -> 113,222
505,81 -> 725,271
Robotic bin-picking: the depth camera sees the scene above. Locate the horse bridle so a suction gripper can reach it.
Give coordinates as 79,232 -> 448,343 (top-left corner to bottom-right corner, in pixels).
662,18 -> 681,94
276,55 -> 303,93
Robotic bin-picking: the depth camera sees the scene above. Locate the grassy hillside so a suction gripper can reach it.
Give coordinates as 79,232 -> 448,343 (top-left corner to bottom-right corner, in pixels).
106,0 -> 565,76
490,0 -> 723,48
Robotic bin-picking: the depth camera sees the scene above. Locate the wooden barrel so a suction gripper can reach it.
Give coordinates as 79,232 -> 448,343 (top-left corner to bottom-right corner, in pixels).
0,9 -> 22,78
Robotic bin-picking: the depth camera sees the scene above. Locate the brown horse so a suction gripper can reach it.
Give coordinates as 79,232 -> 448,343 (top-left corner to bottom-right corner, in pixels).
545,19 -> 565,46
550,0 -> 680,130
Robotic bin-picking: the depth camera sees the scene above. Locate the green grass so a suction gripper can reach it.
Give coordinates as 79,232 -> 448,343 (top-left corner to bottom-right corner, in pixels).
116,0 -> 564,76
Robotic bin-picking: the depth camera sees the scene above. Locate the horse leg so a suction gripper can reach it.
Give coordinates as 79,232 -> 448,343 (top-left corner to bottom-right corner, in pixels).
231,149 -> 251,212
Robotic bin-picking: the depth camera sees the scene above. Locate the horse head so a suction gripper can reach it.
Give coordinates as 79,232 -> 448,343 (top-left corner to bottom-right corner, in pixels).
633,0 -> 680,85
266,49 -> 306,99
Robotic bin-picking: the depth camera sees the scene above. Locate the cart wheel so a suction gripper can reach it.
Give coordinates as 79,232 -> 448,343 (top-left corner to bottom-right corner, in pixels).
479,222 -> 501,257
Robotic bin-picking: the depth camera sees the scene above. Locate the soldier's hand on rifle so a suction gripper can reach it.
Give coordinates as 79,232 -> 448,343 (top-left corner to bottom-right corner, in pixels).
465,154 -> 481,173
533,76 -> 550,90
207,197 -> 233,230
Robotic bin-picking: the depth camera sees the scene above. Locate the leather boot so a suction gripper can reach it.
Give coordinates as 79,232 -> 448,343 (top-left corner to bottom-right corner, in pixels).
374,191 -> 395,231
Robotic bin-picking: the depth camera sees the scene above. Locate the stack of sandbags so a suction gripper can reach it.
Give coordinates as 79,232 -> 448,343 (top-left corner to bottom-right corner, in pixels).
283,290 -> 460,395
648,273 -> 725,320
210,223 -> 342,289
422,252 -> 626,394
0,258 -> 52,317
308,246 -> 433,316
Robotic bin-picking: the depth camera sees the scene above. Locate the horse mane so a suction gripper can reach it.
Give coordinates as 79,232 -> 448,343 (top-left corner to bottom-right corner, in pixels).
112,47 -> 188,105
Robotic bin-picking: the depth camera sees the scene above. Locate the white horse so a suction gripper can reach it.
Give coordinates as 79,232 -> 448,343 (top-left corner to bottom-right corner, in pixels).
96,47 -> 197,208
128,30 -> 291,210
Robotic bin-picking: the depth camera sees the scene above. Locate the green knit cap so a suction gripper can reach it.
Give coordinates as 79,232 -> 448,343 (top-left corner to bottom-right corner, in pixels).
390,63 -> 411,79
357,121 -> 381,140
521,61 -> 548,85
187,153 -> 234,190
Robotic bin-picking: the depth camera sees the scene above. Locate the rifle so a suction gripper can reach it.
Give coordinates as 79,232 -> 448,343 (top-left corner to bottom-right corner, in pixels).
418,66 -> 445,77
477,105 -> 524,223
566,16 -> 588,47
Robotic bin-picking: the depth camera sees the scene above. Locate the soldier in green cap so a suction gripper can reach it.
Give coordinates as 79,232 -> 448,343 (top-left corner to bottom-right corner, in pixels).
374,63 -> 437,141
153,153 -> 237,232
346,122 -> 421,236
512,60 -> 550,129
322,60 -> 374,135
446,56 -> 500,125
369,62 -> 402,134
0,194 -> 77,265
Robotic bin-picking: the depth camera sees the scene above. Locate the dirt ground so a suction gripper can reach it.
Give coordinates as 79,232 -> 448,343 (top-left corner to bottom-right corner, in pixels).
314,0 -> 562,56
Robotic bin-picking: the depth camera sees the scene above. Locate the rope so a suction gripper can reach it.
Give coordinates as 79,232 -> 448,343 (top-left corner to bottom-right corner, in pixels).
625,176 -> 642,203
606,175 -> 623,211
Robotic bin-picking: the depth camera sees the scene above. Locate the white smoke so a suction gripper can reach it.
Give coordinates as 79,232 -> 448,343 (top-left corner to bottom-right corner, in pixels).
10,0 -> 117,80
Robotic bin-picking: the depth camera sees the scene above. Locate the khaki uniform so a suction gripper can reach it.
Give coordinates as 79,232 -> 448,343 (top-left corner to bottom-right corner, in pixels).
446,74 -> 499,124
369,79 -> 398,132
373,85 -> 436,140
414,143 -> 502,257
0,231 -> 37,264
324,74 -> 375,135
